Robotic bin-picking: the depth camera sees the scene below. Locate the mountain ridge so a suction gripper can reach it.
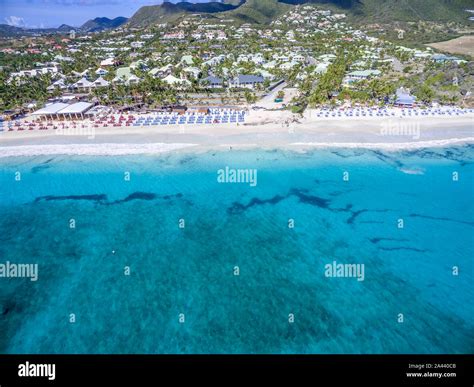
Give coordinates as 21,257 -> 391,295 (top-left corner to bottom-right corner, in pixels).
127,1 -> 241,27
127,0 -> 474,27
1,0 -> 472,38
80,16 -> 128,32
0,16 -> 128,37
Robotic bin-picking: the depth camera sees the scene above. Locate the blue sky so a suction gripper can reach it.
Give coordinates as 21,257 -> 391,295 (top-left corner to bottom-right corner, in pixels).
0,0 -> 211,28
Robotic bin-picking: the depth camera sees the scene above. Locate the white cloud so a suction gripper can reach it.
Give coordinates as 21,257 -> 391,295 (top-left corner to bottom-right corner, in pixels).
5,16 -> 27,27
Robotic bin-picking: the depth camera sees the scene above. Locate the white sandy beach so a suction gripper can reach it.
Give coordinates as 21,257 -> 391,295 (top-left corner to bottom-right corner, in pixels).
0,111 -> 473,157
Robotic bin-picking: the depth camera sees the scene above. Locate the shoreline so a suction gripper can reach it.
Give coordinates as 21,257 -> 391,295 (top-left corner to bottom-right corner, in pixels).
0,143 -> 198,158
2,138 -> 473,158
1,114 -> 473,157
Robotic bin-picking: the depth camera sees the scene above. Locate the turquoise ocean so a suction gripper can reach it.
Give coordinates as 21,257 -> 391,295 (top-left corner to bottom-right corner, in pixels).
0,146 -> 473,354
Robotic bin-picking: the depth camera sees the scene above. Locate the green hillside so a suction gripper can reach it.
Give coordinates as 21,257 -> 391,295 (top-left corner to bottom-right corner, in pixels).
128,0 -> 474,28
2,0 -> 472,38
352,0 -> 474,23
225,0 -> 291,24
128,1 -> 240,27
80,17 -> 128,32
280,0 -> 359,8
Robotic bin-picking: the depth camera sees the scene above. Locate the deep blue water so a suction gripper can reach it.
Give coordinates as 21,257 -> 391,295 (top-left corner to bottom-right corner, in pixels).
0,146 -> 473,354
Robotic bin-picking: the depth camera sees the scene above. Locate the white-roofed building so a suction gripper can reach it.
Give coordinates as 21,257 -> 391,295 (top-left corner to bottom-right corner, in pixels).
57,102 -> 93,119
343,69 -> 382,87
182,66 -> 201,79
32,102 -> 94,120
91,77 -> 110,88
127,74 -> 141,85
9,66 -> 59,82
346,69 -> 381,80
72,77 -> 93,91
149,64 -> 174,78
47,79 -> 67,92
95,68 -> 109,76
162,75 -> 191,89
32,102 -> 69,118
100,57 -> 116,67
113,67 -> 141,85
315,62 -> 329,74
279,61 -> 299,70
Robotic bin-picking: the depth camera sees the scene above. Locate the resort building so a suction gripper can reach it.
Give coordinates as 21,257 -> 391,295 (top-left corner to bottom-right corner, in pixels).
162,31 -> 185,40
229,75 -> 264,89
291,53 -> 307,63
149,64 -> 174,78
201,76 -> 225,88
9,66 -> 59,82
32,101 -> 94,120
343,69 -> 381,87
47,79 -> 67,92
202,55 -> 226,67
130,60 -> 148,71
315,62 -> 329,74
71,77 -> 93,92
431,54 -> 467,65
95,68 -> 109,76
346,70 -> 381,81
91,77 -> 110,88
162,75 -> 191,89
182,67 -> 201,79
100,57 -> 116,67
395,88 -> 416,108
113,67 -> 141,85
180,55 -> 194,66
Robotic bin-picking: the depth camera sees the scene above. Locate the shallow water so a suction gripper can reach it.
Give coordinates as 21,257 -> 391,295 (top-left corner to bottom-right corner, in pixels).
0,146 -> 473,354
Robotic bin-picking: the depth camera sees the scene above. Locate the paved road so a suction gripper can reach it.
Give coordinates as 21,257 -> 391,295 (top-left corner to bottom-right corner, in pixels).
256,81 -> 288,108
